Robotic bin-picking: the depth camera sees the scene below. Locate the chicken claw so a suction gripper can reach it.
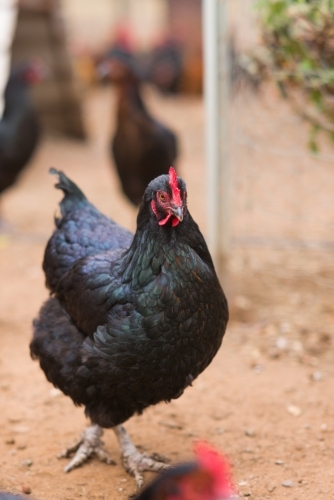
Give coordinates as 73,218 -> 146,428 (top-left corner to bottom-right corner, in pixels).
113,425 -> 169,488
58,424 -> 116,472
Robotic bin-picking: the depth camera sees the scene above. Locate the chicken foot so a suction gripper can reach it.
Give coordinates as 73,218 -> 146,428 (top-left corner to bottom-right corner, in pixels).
58,424 -> 116,472
113,424 -> 169,488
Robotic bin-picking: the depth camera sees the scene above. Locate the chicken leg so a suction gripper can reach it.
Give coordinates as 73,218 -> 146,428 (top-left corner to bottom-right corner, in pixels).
113,425 -> 169,488
58,424 -> 116,472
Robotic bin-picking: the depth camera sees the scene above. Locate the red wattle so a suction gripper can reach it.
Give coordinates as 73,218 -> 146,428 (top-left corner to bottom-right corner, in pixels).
172,217 -> 180,227
158,213 -> 172,225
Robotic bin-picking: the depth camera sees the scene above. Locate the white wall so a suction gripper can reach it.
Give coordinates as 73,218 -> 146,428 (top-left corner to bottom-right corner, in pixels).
61,0 -> 168,50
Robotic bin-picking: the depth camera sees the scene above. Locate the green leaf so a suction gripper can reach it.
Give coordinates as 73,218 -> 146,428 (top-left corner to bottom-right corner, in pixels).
308,124 -> 320,153
253,0 -> 334,150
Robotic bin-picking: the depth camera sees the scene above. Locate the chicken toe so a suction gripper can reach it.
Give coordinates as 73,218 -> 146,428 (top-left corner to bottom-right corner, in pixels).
58,424 -> 116,472
113,425 -> 169,488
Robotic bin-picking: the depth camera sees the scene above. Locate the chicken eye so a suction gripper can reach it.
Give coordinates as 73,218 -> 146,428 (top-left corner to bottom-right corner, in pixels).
158,192 -> 167,202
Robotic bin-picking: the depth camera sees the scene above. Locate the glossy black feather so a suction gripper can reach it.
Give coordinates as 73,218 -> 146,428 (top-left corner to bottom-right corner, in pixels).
31,171 -> 228,428
43,168 -> 133,291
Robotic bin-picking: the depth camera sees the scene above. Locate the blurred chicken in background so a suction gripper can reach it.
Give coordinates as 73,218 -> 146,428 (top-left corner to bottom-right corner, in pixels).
135,442 -> 237,500
145,36 -> 184,95
108,22 -> 136,58
0,444 -> 236,500
98,49 -> 178,206
0,2 -> 45,228
94,22 -> 136,84
0,60 -> 45,225
0,0 -> 88,230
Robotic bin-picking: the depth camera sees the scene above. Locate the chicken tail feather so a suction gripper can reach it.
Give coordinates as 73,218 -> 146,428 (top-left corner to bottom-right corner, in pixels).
49,167 -> 88,216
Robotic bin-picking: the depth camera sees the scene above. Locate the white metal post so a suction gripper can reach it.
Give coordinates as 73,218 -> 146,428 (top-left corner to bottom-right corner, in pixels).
0,0 -> 18,117
203,0 -> 231,279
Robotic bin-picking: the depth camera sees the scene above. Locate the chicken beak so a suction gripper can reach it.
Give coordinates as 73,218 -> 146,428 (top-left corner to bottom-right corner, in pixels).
97,61 -> 111,79
171,206 -> 183,222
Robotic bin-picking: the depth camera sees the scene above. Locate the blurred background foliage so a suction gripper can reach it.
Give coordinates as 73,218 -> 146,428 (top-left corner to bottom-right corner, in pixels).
251,0 -> 334,151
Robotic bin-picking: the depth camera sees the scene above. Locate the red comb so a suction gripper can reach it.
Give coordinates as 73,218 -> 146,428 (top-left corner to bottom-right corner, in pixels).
169,167 -> 182,206
194,441 -> 234,498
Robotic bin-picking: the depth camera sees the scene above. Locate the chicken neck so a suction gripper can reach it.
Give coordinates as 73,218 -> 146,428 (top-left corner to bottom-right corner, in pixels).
116,79 -> 149,123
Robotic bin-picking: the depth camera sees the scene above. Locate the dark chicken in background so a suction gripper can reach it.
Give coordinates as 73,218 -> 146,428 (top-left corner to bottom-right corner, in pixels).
30,167 -> 228,487
98,51 -> 178,206
0,61 -> 43,220
135,442 -> 236,500
145,37 -> 184,95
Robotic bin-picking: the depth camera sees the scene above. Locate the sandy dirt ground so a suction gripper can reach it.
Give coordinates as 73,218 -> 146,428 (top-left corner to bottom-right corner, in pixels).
1,87 -> 334,500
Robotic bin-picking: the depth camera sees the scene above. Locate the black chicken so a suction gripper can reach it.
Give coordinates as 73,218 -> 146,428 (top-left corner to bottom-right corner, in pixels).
0,61 -> 43,210
99,51 -> 178,206
146,38 -> 184,95
30,167 -> 228,487
135,442 -> 236,500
